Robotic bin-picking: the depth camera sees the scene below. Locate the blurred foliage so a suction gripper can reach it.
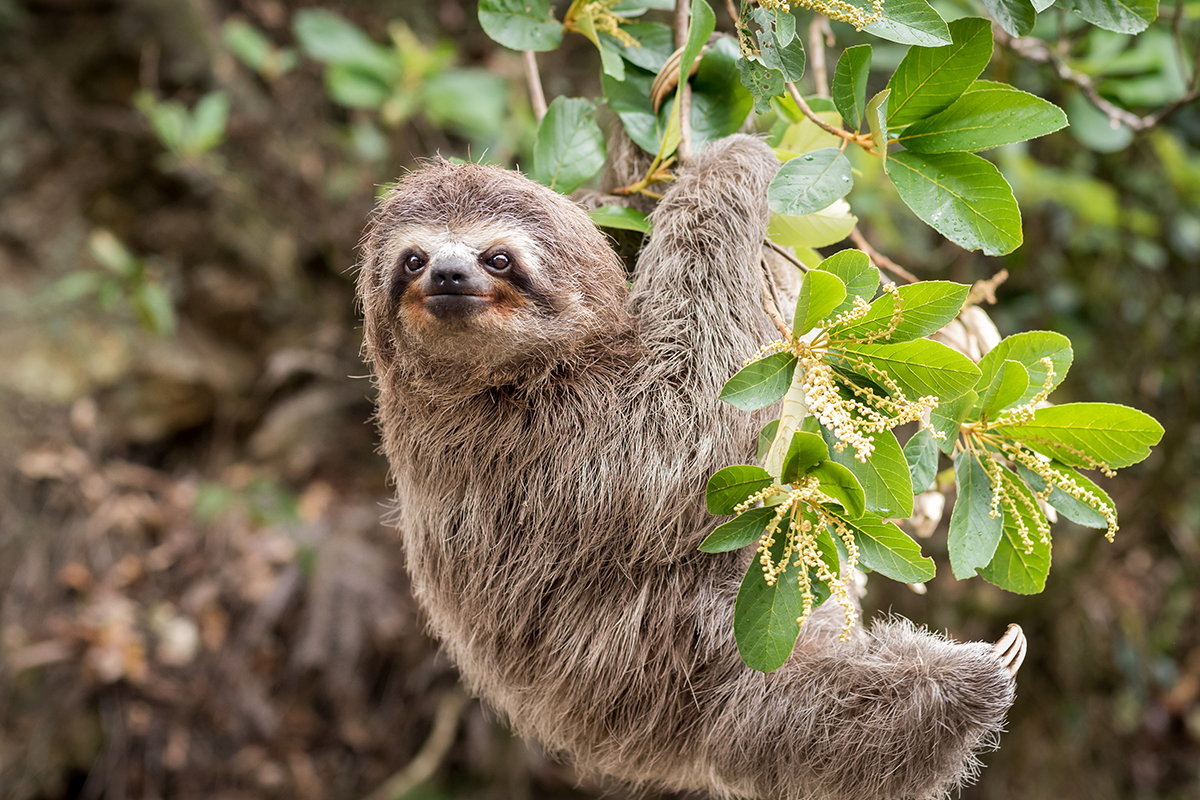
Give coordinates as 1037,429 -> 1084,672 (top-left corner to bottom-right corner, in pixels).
0,1 -> 1198,799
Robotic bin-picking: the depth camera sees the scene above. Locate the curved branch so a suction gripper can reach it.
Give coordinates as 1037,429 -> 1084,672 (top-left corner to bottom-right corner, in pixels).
362,687 -> 471,800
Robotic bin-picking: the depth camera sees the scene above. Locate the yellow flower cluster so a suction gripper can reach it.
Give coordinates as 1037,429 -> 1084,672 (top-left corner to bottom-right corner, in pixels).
759,0 -> 885,30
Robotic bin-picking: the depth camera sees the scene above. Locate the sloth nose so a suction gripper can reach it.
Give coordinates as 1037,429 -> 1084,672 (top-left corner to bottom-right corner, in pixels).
428,256 -> 482,295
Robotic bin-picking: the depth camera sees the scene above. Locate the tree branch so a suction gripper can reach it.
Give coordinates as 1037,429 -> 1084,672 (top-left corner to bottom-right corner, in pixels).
362,688 -> 471,800
764,239 -> 810,273
675,0 -> 693,162
760,261 -> 793,339
1000,30 -> 1200,132
786,83 -> 876,151
807,17 -> 830,98
523,51 -> 547,123
849,228 -> 919,284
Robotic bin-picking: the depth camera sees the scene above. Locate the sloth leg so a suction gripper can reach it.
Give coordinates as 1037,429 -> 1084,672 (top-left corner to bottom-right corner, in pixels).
702,619 -> 1017,800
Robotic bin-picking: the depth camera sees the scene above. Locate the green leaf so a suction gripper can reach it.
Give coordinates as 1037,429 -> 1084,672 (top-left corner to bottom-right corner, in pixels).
738,57 -> 786,114
793,270 -> 847,337
533,97 -> 606,193
837,339 -> 983,401
816,249 -> 880,315
767,204 -> 858,249
768,147 -> 854,217
132,281 -> 177,337
979,470 -> 1052,594
821,425 -> 915,518
478,0 -> 564,51
734,519 -> 805,672
755,16 -> 806,82
978,359 -> 1029,418
885,17 -> 993,127
720,352 -> 799,411
831,280 -> 969,344
931,391 -> 976,454
690,38 -> 755,149
832,45 -> 872,131
186,92 -> 230,154
811,462 -> 867,519
700,506 -> 775,552
574,11 -> 625,80
603,65 -> 671,154
976,330 -> 1073,406
828,507 -> 936,582
588,206 -> 651,232
422,70 -> 508,139
88,230 -> 139,277
758,420 -> 780,463
706,465 -> 776,514
866,88 -> 890,165
856,0 -> 953,46
600,22 -> 674,72
293,9 -> 398,81
948,451 -> 1004,579
1015,460 -> 1112,530
904,429 -> 939,492
781,432 -> 831,484
991,403 -> 1164,470
223,20 -> 272,72
1065,93 -> 1133,153
886,150 -> 1023,256
980,0 -> 1037,37
1058,0 -> 1156,32
899,82 -> 1068,154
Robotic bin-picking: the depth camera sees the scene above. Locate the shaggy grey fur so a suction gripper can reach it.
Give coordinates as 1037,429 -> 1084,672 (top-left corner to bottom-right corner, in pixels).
358,135 -> 1016,800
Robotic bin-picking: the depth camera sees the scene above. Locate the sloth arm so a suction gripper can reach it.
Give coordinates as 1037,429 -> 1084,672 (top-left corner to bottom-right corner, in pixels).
613,137 -> 1015,800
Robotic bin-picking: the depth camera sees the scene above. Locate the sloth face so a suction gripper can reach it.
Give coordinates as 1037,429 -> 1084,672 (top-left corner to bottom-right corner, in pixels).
360,160 -> 628,377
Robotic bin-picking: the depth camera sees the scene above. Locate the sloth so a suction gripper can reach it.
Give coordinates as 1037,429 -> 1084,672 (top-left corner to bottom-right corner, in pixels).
358,134 -> 1026,800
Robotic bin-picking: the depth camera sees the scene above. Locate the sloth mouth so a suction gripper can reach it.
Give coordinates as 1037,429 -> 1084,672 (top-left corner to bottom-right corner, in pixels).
424,293 -> 493,320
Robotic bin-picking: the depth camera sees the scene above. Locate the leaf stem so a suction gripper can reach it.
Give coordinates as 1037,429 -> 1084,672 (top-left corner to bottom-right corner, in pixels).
848,227 -> 918,284
786,82 -> 877,152
764,239 -> 810,273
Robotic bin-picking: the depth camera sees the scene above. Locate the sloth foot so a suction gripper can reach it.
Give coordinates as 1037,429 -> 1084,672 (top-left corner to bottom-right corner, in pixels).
650,45 -> 706,112
991,623 -> 1027,679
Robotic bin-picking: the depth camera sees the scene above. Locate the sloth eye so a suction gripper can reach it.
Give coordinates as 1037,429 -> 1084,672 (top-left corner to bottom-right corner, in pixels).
485,252 -> 511,273
403,253 -> 426,274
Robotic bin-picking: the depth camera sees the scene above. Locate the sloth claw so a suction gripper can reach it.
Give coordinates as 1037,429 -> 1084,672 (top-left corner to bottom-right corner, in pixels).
991,623 -> 1027,679
650,45 -> 706,112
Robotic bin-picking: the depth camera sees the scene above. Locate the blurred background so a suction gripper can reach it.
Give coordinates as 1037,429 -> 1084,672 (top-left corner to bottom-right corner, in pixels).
0,1 -> 1197,798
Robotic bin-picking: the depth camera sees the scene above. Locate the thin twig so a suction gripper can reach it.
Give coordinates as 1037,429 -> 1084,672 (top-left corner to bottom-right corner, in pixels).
760,263 -> 793,339
724,0 -> 740,24
1001,30 -> 1200,132
808,18 -> 830,98
786,83 -> 876,151
849,228 -> 919,284
362,688 -> 471,800
523,51 -> 548,123
675,0 -> 693,162
966,269 -> 1009,307
764,239 -> 810,273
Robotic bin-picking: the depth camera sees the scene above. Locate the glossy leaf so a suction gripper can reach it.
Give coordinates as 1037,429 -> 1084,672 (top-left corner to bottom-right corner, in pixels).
827,507 -> 936,582
1015,460 -> 1111,530
837,339 -> 982,401
856,0 -> 953,46
768,147 -> 854,217
720,352 -> 799,411
691,38 -> 755,149
533,97 -> 606,193
293,9 -> 399,79
588,206 -> 651,232
976,330 -> 1073,406
574,12 -> 625,80
739,57 -> 786,114
948,451 -> 1004,578
600,22 -> 674,71
904,428 -> 939,492
755,11 -> 806,82
811,461 -> 867,519
603,65 -> 671,154
821,425 -> 915,518
767,202 -> 858,249
832,45 -> 872,131
700,506 -> 776,552
981,0 -> 1037,36
885,17 -> 993,127
734,529 -> 804,672
781,431 -> 831,484
706,465 -> 776,514
866,89 -> 890,164
991,403 -> 1165,469
758,420 -> 780,463
478,0 -> 564,50
832,280 -> 969,344
931,391 -> 976,454
979,469 -> 1052,593
900,82 -> 1068,154
793,270 -> 848,337
886,150 -> 1023,256
817,249 -> 880,316
1058,0 -> 1156,32
978,359 -> 1029,418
